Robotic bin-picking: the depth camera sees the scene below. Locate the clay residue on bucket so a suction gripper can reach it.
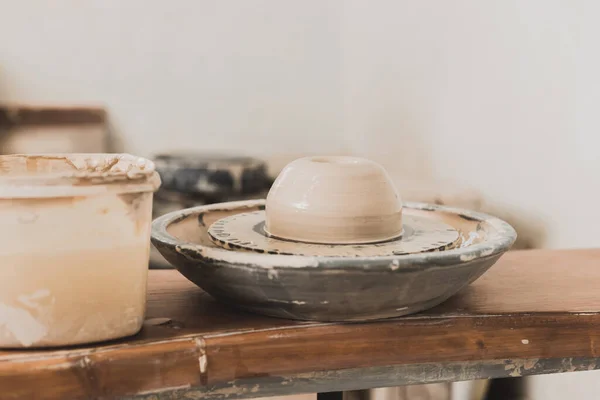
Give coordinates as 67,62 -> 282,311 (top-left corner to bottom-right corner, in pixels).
118,192 -> 153,234
0,154 -> 155,180
0,154 -> 161,198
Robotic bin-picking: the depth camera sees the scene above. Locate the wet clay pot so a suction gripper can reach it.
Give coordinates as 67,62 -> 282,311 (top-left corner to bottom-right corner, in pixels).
265,156 -> 403,244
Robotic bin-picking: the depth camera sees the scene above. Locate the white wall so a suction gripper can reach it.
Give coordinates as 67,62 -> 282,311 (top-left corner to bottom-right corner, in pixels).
1,1 -> 599,398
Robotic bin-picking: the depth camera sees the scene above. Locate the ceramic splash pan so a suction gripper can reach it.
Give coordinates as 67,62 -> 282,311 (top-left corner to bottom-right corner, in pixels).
151,200 -> 516,322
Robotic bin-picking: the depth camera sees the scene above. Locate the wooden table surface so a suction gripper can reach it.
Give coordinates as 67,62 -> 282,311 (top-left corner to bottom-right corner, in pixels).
2,249 -> 600,400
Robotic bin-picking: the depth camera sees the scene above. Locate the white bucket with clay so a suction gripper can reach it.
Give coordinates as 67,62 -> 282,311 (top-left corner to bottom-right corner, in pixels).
0,154 -> 160,348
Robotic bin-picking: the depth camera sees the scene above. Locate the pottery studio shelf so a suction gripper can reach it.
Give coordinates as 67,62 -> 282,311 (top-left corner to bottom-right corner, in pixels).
2,249 -> 600,399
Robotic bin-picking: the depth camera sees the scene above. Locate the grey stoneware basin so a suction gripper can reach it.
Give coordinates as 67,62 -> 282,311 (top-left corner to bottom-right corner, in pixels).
151,200 -> 517,322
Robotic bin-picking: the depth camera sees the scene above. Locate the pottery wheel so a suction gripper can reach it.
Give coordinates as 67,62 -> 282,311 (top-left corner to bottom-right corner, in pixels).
208,211 -> 460,257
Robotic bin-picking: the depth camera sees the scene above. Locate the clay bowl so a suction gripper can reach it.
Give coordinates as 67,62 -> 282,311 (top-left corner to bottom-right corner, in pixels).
265,156 -> 402,244
151,200 -> 516,322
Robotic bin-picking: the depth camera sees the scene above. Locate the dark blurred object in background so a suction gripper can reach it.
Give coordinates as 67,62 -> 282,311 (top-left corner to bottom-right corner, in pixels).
149,153 -> 273,269
0,105 -> 107,154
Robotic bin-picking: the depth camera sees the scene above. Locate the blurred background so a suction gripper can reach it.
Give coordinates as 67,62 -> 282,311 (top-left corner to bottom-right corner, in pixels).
1,1 -> 598,399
